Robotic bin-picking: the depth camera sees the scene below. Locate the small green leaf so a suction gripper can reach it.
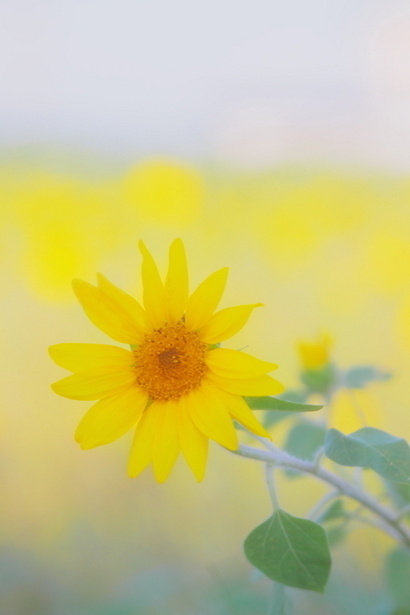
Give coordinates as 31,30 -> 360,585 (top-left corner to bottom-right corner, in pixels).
243,510 -> 331,593
285,422 -> 326,461
246,396 -> 323,413
386,548 -> 410,609
324,428 -> 410,484
325,523 -> 348,547
344,365 -> 391,389
316,499 -> 346,524
284,422 -> 326,478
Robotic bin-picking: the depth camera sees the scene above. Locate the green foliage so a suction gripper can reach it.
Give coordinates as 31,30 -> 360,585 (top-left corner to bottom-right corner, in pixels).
316,499 -> 346,524
386,481 -> 410,510
246,396 -> 323,429
300,364 -> 336,394
324,428 -> 410,484
386,548 -> 410,611
277,389 -> 309,403
344,365 -> 391,389
285,422 -> 326,461
246,396 -> 323,413
284,422 -> 326,478
244,510 -> 331,593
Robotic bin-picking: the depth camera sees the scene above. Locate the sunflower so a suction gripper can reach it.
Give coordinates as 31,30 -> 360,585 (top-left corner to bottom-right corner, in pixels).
49,239 -> 283,482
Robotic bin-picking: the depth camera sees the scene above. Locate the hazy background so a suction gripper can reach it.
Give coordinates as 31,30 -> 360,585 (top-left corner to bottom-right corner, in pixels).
1,1 -> 410,613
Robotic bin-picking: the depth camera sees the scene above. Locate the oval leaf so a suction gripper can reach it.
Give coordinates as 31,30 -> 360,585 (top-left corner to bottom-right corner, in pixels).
344,365 -> 391,389
244,510 -> 331,593
324,428 -> 410,485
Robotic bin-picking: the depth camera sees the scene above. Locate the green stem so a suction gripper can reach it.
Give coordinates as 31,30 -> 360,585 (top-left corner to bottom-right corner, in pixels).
265,463 -> 280,510
232,443 -> 410,547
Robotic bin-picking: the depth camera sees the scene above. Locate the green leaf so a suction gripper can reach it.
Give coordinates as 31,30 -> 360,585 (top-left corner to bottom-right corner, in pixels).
324,428 -> 410,484
386,548 -> 410,609
385,481 -> 410,509
325,523 -> 348,547
316,499 -> 346,524
243,510 -> 331,593
278,389 -> 309,403
344,365 -> 391,389
245,396 -> 323,413
285,422 -> 326,461
284,422 -> 326,478
246,397 -> 323,429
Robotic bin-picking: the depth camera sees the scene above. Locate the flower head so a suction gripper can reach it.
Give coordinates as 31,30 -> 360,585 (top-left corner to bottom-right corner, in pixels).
298,333 -> 332,371
49,239 -> 283,482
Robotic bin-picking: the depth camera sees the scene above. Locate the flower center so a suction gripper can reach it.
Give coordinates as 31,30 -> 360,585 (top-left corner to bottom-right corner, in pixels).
134,322 -> 207,401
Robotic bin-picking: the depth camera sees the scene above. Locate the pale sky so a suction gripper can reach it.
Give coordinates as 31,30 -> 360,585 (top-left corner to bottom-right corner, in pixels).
1,0 -> 410,169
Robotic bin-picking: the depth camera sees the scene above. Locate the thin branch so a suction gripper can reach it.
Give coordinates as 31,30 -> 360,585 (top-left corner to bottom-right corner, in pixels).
230,443 -> 410,547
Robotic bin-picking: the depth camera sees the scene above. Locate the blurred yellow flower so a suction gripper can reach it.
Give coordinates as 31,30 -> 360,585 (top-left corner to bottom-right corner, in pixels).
330,388 -> 381,433
49,239 -> 283,482
123,159 -> 203,226
298,333 -> 332,371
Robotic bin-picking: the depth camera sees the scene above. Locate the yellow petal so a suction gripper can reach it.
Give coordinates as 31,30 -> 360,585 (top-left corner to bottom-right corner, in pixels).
152,400 -> 180,482
185,267 -> 229,330
49,343 -> 134,373
164,238 -> 189,324
128,401 -> 163,478
75,387 -> 148,449
206,348 -> 277,379
72,279 -> 144,344
178,396 -> 208,482
206,372 -> 284,396
97,273 -> 151,337
139,241 -> 167,328
186,382 -> 238,450
215,388 -> 271,439
198,303 -> 262,344
51,366 -> 136,400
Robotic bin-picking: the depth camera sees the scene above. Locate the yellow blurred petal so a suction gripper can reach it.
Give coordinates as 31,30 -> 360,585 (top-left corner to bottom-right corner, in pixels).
198,304 -> 262,344
330,388 -> 382,433
139,241 -> 167,328
97,273 -> 151,338
51,366 -> 136,400
216,388 -> 271,439
128,401 -> 163,477
164,238 -> 189,323
49,343 -> 134,373
178,397 -> 208,482
124,159 -> 203,226
72,279 -> 144,344
152,400 -> 180,482
185,267 -> 229,330
75,387 -> 148,449
205,348 -> 277,379
207,373 -> 284,396
186,382 -> 238,450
